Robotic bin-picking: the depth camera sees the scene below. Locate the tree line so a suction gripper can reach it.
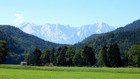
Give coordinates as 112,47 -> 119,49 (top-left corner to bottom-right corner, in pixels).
0,40 -> 140,67
23,45 -> 96,66
23,43 -> 140,67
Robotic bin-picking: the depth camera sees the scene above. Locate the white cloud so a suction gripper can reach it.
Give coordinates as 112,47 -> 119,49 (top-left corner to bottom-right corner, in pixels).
14,13 -> 25,24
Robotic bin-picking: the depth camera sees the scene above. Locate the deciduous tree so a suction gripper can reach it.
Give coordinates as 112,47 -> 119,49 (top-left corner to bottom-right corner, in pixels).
126,44 -> 140,67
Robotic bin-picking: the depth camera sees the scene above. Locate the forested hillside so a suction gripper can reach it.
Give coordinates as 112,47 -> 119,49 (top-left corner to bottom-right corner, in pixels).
0,19 -> 140,67
0,25 -> 61,63
76,19 -> 140,54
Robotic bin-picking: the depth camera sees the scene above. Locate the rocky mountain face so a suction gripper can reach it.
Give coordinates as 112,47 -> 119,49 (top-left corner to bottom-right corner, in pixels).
18,22 -> 115,44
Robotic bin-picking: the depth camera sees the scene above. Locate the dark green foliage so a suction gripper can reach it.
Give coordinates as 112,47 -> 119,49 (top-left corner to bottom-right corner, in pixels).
106,44 -> 122,67
56,46 -> 67,66
126,45 -> 140,67
53,47 -> 62,65
50,48 -> 55,63
98,45 -> 107,66
0,25 -> 58,53
55,46 -> 75,66
65,46 -> 75,66
32,48 -> 41,66
115,19 -> 140,32
72,49 -> 83,66
0,40 -> 8,64
78,20 -> 140,55
40,49 -> 50,65
82,46 -> 96,66
54,45 -> 96,66
75,20 -> 140,67
20,45 -> 124,67
0,25 -> 60,64
1,20 -> 140,67
22,53 -> 30,64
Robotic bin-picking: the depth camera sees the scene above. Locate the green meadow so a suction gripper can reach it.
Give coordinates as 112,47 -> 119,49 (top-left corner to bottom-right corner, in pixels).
0,65 -> 140,79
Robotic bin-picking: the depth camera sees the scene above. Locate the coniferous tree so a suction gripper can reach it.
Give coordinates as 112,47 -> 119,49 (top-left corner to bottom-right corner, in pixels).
50,48 -> 55,63
56,46 -> 67,66
65,46 -> 75,66
32,48 -> 41,66
82,46 -> 96,66
98,45 -> 107,66
0,40 -> 8,64
107,43 -> 122,67
72,49 -> 83,66
53,47 -> 61,65
114,43 -> 122,67
40,49 -> 50,65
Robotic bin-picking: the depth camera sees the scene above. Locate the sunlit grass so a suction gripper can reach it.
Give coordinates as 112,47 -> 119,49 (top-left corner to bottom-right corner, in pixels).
0,64 -> 140,79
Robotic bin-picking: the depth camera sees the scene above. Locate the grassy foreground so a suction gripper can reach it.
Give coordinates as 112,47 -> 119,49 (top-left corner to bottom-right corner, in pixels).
0,65 -> 140,79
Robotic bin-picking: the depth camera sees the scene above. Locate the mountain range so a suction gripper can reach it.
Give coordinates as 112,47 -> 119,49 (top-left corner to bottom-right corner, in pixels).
0,19 -> 140,64
18,22 -> 115,44
75,19 -> 140,54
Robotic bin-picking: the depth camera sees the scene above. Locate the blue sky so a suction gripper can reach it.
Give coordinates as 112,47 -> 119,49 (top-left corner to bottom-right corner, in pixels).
0,0 -> 140,27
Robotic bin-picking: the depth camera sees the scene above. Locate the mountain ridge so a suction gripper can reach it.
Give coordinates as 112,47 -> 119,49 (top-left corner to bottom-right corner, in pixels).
0,25 -> 62,63
0,19 -> 140,64
0,25 -> 61,52
18,22 -> 115,44
75,19 -> 140,53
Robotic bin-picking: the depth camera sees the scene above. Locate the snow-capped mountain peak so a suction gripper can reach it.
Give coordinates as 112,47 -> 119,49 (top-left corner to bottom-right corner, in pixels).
18,22 -> 115,44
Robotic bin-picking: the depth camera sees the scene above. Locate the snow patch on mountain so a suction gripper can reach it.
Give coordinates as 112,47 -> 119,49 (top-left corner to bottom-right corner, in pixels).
18,22 -> 115,44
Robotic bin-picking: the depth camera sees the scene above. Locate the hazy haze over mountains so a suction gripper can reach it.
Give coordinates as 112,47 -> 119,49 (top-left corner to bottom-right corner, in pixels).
18,22 -> 115,44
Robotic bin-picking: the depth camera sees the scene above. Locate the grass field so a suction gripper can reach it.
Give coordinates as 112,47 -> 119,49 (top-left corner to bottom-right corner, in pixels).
0,65 -> 140,79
